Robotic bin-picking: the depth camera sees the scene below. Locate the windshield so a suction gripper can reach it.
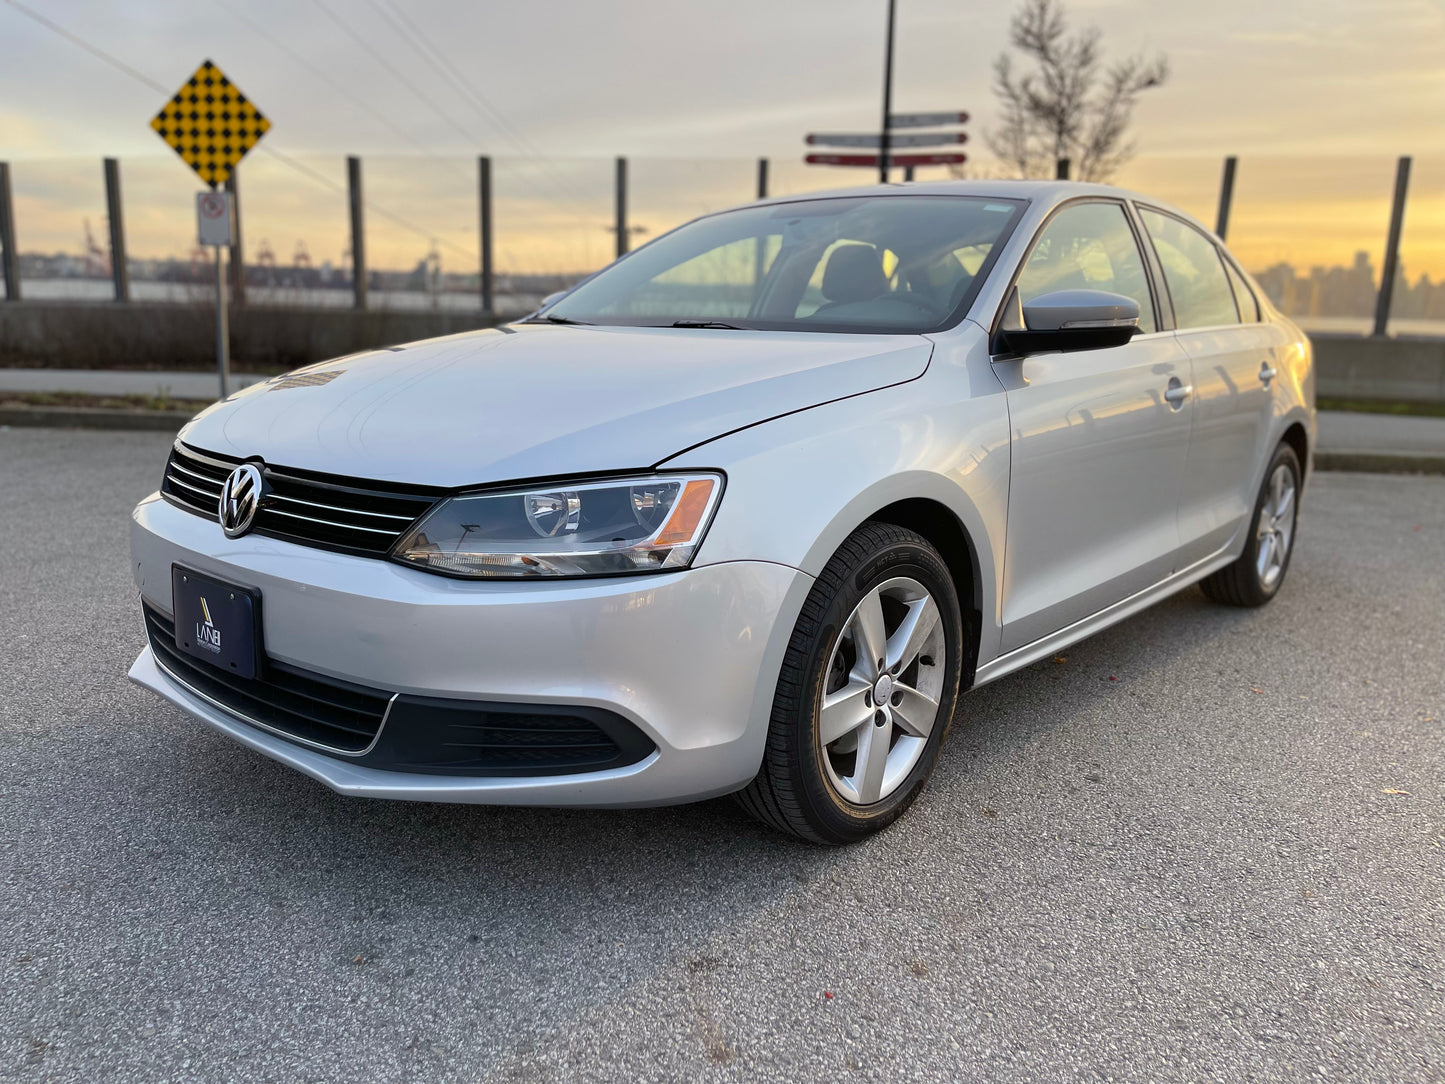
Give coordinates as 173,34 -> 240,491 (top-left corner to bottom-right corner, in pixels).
538,195 -> 1026,334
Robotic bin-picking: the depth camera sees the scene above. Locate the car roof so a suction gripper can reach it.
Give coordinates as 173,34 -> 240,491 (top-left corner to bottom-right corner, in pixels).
749,179 -> 1211,237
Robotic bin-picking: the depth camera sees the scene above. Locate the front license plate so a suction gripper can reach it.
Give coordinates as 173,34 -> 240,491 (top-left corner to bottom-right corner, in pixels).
171,565 -> 261,680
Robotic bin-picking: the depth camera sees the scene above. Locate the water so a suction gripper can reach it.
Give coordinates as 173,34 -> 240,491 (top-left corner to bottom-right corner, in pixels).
12,278 -> 546,316
9,279 -> 1445,338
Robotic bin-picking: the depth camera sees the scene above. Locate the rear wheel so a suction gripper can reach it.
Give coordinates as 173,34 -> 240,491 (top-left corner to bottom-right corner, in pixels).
736,522 -> 965,844
1199,442 -> 1302,607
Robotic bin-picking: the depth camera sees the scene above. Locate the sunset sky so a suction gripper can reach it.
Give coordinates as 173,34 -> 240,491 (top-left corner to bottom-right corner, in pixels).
3,0 -> 1443,278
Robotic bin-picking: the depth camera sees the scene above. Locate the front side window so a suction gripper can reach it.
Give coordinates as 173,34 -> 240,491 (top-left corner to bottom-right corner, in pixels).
1014,202 -> 1157,334
539,196 -> 1024,334
1139,209 -> 1239,329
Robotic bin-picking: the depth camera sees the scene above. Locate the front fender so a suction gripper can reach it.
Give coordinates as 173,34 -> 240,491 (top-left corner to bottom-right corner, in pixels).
661,334 -> 1011,668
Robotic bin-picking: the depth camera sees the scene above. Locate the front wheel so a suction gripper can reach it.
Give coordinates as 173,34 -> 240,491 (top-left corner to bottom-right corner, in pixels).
1199,442 -> 1302,607
735,522 -> 966,844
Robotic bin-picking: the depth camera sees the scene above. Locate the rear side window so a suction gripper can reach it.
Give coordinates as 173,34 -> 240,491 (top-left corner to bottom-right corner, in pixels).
1139,208 -> 1239,329
1015,201 -> 1157,334
1223,257 -> 1260,322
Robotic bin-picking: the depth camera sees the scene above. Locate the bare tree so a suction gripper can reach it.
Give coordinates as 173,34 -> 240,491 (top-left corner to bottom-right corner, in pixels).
987,0 -> 1167,182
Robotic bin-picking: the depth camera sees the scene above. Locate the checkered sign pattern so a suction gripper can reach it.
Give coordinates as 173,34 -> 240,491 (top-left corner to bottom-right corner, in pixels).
150,59 -> 271,187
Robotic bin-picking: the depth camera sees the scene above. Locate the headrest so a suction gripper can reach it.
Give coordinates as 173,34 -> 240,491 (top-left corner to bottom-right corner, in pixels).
821,245 -> 887,305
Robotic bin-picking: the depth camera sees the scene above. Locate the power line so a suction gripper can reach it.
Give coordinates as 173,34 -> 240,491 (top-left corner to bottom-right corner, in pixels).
1,0 -> 475,261
211,0 -> 469,178
367,0 -> 600,226
3,0 -> 168,93
259,145 -> 475,261
310,0 -> 483,150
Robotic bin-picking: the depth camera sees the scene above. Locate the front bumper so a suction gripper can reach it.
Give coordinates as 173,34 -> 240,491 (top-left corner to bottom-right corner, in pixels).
129,494 -> 813,807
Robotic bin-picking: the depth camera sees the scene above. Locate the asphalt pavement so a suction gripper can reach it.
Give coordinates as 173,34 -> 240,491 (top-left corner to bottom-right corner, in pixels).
1,427 -> 1442,1084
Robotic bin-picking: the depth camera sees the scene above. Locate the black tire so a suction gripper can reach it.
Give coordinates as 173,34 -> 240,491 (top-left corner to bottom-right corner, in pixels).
735,522 -> 966,844
1199,442 -> 1302,607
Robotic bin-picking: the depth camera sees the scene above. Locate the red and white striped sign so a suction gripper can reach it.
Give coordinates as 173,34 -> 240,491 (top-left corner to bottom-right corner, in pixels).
806,132 -> 969,149
888,111 -> 970,128
805,152 -> 968,168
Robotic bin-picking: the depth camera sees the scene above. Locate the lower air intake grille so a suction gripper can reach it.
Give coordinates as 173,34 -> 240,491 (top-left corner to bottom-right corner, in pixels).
144,604 -> 391,754
145,605 -> 657,775
161,442 -> 441,557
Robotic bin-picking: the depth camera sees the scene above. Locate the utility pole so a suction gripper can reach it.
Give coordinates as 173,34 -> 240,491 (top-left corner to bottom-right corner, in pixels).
348,156 -> 367,311
478,156 -> 494,315
1372,157 -> 1411,338
878,0 -> 896,185
1215,156 -> 1238,240
615,157 -> 629,259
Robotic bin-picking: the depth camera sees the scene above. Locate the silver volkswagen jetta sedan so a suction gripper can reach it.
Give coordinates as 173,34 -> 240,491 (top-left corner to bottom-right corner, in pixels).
128,180 -> 1313,843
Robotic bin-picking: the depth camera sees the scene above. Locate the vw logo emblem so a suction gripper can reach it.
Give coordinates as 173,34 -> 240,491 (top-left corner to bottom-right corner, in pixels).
218,463 -> 265,538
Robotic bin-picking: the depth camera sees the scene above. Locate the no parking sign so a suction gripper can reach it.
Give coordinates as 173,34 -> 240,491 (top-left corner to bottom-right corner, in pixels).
196,190 -> 232,246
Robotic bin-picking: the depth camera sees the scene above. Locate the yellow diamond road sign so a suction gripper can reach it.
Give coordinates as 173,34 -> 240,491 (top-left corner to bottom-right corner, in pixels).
150,59 -> 271,188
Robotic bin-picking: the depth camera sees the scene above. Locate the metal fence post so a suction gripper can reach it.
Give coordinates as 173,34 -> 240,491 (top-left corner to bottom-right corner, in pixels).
348,155 -> 367,311
103,157 -> 130,302
1215,156 -> 1237,241
478,156 -> 494,315
226,168 -> 245,306
615,157 -> 628,259
1372,156 -> 1411,338
757,157 -> 769,200
0,162 -> 19,301
1055,158 -> 1070,180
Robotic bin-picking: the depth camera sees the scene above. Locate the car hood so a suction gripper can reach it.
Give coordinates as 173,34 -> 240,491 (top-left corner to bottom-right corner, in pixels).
179,323 -> 933,487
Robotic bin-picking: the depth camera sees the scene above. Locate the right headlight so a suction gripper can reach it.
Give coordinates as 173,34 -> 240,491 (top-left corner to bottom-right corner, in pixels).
389,472 -> 724,579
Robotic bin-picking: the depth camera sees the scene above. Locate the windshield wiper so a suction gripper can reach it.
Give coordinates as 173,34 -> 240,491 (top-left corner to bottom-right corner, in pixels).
666,320 -> 752,330
527,314 -> 592,325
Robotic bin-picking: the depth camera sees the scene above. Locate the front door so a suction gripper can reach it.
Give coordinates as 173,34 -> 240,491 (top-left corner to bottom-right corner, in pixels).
993,200 -> 1194,653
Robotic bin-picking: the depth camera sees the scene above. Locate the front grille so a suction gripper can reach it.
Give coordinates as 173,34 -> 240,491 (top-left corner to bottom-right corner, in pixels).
145,603 -> 656,775
144,604 -> 392,753
161,442 -> 441,557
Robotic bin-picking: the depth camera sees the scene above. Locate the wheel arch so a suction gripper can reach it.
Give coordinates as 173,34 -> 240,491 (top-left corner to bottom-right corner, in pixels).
860,496 -> 985,691
1280,419 -> 1310,480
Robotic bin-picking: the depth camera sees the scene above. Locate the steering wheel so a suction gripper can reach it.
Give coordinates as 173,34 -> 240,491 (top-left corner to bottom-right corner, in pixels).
869,292 -> 941,318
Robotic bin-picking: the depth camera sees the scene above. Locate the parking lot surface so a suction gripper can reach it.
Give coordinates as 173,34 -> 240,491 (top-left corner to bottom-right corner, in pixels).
1,427 -> 1442,1084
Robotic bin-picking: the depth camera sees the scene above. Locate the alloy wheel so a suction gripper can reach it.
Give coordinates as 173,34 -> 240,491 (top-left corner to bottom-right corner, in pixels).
1255,463 -> 1297,589
818,576 -> 946,806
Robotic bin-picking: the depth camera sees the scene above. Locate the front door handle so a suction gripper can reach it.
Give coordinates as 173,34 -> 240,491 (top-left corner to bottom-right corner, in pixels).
1259,362 -> 1278,385
1164,381 -> 1193,404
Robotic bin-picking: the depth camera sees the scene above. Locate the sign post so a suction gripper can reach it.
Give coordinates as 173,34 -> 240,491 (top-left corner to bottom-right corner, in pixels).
197,191 -> 233,399
149,59 -> 271,399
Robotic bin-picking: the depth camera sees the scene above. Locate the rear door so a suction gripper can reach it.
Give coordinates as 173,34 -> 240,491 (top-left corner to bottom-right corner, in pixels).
994,200 -> 1195,653
1137,208 -> 1279,563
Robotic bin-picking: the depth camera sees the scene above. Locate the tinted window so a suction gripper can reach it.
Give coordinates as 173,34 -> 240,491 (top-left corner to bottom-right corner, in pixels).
1223,257 -> 1260,322
1139,209 -> 1239,329
1015,202 -> 1156,334
541,196 -> 1024,334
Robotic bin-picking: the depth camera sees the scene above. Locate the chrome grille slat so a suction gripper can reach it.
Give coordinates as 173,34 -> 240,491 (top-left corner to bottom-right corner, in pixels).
265,492 -> 416,523
169,459 -> 227,487
263,507 -> 400,536
166,474 -> 222,502
161,442 -> 440,557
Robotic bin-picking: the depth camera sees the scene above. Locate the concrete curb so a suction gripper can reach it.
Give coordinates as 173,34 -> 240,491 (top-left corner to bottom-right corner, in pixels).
1314,451 -> 1445,475
0,406 -> 190,432
4,408 -> 1444,475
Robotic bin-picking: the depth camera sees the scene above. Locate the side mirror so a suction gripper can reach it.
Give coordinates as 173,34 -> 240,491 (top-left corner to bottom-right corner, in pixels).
999,289 -> 1141,355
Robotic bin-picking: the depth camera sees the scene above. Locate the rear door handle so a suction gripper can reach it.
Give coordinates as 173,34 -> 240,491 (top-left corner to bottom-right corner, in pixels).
1259,362 -> 1278,385
1164,383 -> 1192,403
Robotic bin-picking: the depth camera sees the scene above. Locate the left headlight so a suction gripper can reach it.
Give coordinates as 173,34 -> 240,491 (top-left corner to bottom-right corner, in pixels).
389,473 -> 724,579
